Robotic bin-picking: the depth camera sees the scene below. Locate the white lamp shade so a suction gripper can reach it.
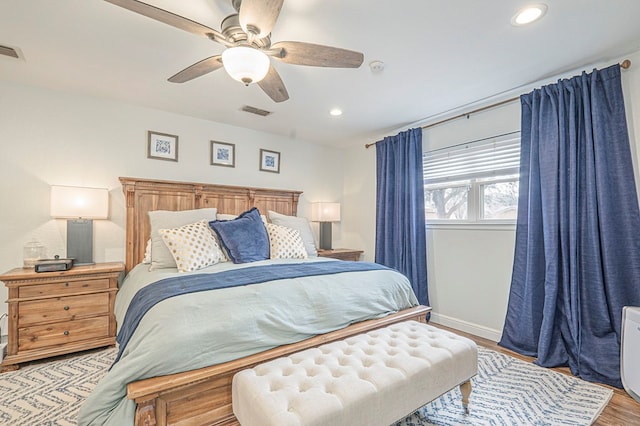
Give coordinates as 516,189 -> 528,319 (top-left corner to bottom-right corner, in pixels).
51,185 -> 109,219
222,46 -> 270,85
311,202 -> 341,222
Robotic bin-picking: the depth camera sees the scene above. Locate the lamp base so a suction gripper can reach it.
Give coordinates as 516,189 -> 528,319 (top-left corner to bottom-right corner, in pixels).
67,219 -> 94,265
319,222 -> 332,250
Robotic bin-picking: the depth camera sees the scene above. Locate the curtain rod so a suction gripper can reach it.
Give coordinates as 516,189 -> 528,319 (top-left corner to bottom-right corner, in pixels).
365,59 -> 631,149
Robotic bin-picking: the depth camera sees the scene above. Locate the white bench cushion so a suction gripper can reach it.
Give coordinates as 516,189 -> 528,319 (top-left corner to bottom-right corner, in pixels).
233,320 -> 478,426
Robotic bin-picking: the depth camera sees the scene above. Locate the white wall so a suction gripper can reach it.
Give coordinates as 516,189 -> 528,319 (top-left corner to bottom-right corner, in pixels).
420,102 -> 520,340
0,81 -> 345,319
343,50 -> 640,341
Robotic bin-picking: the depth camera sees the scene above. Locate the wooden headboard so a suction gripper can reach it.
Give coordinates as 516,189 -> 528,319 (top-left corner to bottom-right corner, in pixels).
119,177 -> 302,272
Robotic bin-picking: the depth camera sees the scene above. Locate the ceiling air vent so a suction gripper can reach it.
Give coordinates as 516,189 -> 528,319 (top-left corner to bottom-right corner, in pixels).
241,105 -> 272,117
0,45 -> 19,59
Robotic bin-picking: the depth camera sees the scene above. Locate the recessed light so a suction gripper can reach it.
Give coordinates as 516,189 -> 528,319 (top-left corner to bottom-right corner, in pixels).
511,4 -> 547,26
329,108 -> 343,116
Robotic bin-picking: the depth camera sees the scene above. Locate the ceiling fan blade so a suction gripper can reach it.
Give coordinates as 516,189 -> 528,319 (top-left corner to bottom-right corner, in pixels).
270,41 -> 364,68
168,56 -> 224,83
104,0 -> 225,42
239,0 -> 284,39
258,65 -> 289,103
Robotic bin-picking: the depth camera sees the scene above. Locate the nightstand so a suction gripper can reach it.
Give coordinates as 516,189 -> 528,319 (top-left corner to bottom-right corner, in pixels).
317,248 -> 364,261
0,262 -> 124,372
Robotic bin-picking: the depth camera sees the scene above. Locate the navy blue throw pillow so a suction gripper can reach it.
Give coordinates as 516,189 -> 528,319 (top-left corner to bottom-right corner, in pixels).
209,207 -> 270,263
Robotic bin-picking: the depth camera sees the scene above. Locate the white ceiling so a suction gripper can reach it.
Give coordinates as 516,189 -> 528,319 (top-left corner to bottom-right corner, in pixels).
2,1 -> 640,147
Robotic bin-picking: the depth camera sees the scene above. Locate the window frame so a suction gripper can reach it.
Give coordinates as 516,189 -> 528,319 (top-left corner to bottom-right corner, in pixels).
477,175 -> 520,223
423,133 -> 520,229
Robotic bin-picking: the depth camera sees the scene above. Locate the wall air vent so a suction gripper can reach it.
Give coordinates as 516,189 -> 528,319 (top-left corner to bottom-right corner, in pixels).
241,105 -> 272,117
0,45 -> 20,59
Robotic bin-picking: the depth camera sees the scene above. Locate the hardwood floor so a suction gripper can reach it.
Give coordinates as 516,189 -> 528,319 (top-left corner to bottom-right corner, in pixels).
433,324 -> 640,426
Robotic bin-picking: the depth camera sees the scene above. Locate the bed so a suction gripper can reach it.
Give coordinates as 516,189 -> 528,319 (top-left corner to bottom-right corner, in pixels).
78,177 -> 430,426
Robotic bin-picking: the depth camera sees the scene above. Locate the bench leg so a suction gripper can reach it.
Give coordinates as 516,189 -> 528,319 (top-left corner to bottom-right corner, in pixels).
460,380 -> 472,414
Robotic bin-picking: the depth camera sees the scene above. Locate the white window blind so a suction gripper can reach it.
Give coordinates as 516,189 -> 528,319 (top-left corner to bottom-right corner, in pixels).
423,133 -> 521,183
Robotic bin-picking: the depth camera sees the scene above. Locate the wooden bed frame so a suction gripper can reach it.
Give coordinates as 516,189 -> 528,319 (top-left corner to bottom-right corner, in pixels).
118,177 -> 430,426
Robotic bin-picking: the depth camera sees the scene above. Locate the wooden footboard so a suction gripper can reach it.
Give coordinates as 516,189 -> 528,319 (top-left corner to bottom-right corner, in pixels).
128,306 -> 431,426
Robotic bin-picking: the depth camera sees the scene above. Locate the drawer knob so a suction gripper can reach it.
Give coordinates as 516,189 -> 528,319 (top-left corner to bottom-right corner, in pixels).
63,306 -> 70,311
65,282 -> 69,287
64,330 -> 69,336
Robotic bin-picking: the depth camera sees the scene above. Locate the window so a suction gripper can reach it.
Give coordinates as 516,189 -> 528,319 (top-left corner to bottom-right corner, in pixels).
423,133 -> 520,223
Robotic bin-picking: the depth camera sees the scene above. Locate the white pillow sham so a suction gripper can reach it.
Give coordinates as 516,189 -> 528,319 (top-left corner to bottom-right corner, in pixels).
148,208 -> 217,270
217,213 -> 268,223
267,210 -> 317,256
142,239 -> 152,264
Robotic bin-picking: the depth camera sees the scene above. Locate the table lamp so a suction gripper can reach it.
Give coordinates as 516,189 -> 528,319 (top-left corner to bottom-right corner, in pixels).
311,202 -> 341,250
50,185 -> 109,265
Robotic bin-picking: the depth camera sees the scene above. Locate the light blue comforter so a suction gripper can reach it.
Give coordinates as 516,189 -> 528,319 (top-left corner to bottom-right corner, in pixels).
78,258 -> 418,426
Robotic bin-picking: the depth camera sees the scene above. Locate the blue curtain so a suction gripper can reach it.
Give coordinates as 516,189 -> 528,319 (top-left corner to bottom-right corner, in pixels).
375,127 -> 429,306
499,64 -> 640,388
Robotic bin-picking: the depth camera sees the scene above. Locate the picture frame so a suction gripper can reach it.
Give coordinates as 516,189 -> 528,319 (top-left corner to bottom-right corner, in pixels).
210,141 -> 235,167
259,149 -> 280,173
147,131 -> 178,162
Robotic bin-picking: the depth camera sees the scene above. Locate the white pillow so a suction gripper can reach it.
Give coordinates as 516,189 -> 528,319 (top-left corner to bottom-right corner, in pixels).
148,208 -> 217,270
265,223 -> 308,259
217,213 -> 268,223
267,210 -> 317,256
142,239 -> 152,264
159,220 -> 226,272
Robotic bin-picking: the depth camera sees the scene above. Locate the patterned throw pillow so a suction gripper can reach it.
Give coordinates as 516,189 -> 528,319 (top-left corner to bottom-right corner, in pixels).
267,210 -> 317,256
266,223 -> 308,259
148,208 -> 217,270
159,220 -> 226,272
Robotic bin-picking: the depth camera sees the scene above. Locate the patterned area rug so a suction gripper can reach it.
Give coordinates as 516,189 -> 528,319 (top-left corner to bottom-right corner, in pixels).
0,348 -> 116,426
397,347 -> 613,426
0,346 -> 612,425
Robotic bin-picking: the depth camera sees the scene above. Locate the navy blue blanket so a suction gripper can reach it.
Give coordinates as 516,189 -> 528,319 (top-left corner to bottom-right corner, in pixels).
114,261 -> 389,364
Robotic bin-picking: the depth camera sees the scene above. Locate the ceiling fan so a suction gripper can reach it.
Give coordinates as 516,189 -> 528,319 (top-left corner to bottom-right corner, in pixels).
104,0 -> 365,102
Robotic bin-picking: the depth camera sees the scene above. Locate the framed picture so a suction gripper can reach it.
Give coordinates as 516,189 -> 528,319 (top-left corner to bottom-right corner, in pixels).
210,141 -> 235,167
259,149 -> 280,173
147,131 -> 178,162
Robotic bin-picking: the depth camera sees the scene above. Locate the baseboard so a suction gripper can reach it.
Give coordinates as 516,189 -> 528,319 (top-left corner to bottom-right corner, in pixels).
429,312 -> 502,342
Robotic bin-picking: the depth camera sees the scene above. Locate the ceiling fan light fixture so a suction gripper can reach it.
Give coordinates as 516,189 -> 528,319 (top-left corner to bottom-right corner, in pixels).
222,46 -> 270,86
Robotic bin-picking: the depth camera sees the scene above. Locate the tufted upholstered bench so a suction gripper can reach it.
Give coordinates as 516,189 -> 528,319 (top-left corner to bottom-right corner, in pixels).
232,320 -> 478,426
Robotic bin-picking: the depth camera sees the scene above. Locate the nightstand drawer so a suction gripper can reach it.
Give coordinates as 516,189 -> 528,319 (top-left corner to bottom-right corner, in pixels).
19,293 -> 110,326
18,278 -> 110,298
18,316 -> 110,351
